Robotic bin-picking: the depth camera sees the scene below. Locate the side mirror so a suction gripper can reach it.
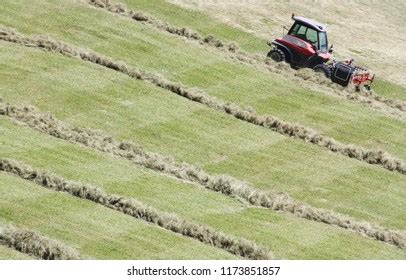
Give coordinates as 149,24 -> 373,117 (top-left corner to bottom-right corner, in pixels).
311,44 -> 317,51
329,44 -> 334,53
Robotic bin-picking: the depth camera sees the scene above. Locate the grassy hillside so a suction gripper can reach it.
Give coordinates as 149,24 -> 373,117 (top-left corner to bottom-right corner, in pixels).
0,245 -> 34,260
1,0 -> 404,159
374,80 -> 406,102
0,0 -> 405,259
1,40 -> 405,230
1,118 -> 405,259
113,0 -> 406,101
120,0 -> 267,53
0,170 -> 237,260
168,0 -> 406,89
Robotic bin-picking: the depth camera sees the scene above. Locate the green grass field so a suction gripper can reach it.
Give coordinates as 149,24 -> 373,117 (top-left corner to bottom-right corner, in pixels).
373,80 -> 406,102
1,119 -> 405,259
1,0 -> 405,158
0,244 -> 34,260
0,0 -> 405,259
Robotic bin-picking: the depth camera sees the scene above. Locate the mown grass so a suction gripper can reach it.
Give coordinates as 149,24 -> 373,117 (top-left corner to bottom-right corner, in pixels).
0,245 -> 35,260
0,0 -> 405,159
373,79 -> 406,102
0,41 -> 405,231
119,0 -> 267,53
165,0 -> 406,89
1,0 -> 405,259
0,172 -> 238,260
126,0 -> 406,100
107,0 -> 406,106
0,119 -> 405,259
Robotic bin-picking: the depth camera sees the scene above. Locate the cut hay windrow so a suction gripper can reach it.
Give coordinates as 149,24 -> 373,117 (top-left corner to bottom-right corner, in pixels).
0,158 -> 272,260
360,89 -> 406,112
88,0 -> 237,51
1,104 -> 405,249
88,0 -> 406,116
0,28 -> 404,174
0,223 -> 80,260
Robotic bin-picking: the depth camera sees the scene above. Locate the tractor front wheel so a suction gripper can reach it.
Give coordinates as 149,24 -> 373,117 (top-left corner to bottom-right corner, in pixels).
267,49 -> 285,63
313,64 -> 332,78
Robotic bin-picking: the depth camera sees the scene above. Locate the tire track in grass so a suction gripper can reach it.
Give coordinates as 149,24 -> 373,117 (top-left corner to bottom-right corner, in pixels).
88,0 -> 406,117
0,158 -> 272,260
0,223 -> 81,260
0,28 -> 404,174
0,103 -> 405,249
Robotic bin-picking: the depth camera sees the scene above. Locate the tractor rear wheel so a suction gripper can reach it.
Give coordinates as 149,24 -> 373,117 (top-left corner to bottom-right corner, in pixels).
267,49 -> 285,63
313,64 -> 332,78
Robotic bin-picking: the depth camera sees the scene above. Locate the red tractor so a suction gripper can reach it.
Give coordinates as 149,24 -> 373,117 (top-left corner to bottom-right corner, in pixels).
267,14 -> 374,90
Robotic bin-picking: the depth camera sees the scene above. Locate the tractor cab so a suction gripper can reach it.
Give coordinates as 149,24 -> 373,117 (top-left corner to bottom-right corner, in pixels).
268,14 -> 332,68
267,14 -> 375,90
289,17 -> 328,53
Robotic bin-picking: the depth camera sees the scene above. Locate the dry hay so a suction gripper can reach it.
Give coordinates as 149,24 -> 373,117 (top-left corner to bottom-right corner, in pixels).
87,0 -> 406,116
0,224 -> 80,260
0,158 -> 272,260
0,28 -> 404,174
167,0 -> 406,88
1,103 -> 405,249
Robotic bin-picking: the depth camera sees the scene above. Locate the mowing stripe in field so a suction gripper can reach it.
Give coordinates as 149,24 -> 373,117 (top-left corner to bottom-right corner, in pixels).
0,158 -> 272,260
0,28 -> 404,174
88,0 -> 406,116
0,223 -> 81,260
1,103 -> 404,250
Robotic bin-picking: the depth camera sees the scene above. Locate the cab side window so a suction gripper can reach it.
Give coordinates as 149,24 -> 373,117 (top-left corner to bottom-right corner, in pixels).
290,24 -> 308,41
289,23 -> 319,48
306,28 -> 318,45
297,25 -> 307,36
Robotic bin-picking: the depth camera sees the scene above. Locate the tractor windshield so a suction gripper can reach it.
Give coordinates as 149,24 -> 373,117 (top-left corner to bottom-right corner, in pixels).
289,23 -> 328,52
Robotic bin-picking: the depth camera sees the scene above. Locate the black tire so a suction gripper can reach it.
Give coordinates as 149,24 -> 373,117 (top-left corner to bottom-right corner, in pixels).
267,49 -> 285,63
313,64 -> 332,78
